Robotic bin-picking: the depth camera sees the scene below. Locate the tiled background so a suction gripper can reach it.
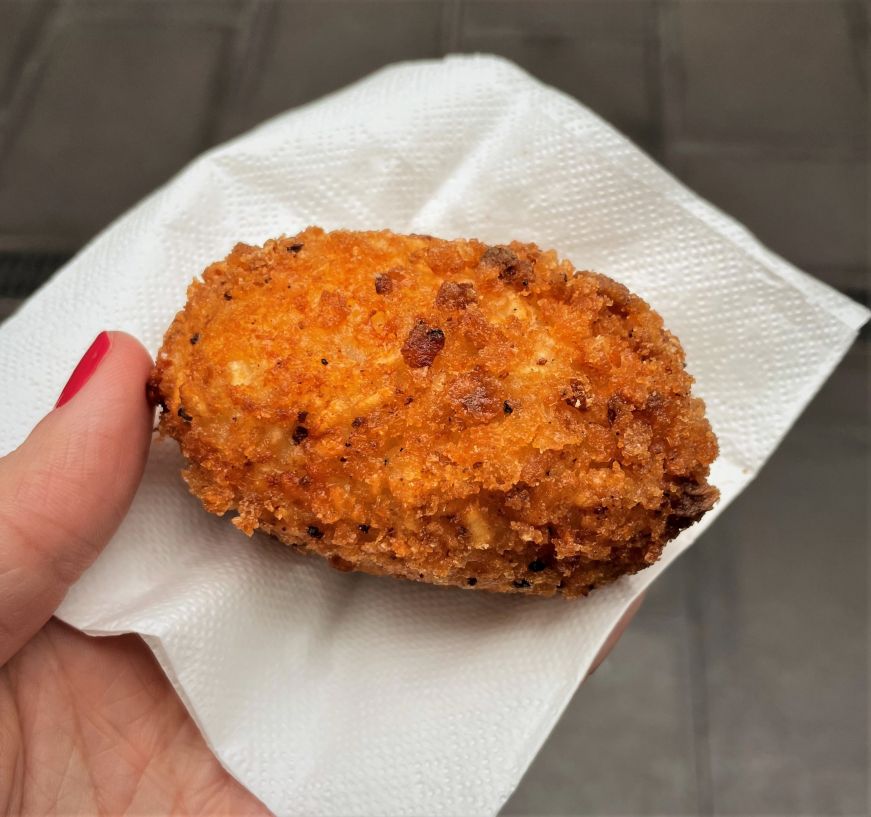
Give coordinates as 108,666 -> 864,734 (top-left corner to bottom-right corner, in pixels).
1,1 -> 868,816
0,0 -> 868,299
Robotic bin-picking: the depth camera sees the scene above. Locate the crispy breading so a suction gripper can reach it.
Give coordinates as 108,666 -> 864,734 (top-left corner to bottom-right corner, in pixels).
150,228 -> 719,597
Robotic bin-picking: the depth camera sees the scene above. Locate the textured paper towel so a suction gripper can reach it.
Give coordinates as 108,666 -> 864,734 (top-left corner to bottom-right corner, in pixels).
0,55 -> 867,817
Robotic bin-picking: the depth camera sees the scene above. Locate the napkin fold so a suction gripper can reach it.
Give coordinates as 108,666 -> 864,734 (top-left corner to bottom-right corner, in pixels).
0,55 -> 866,817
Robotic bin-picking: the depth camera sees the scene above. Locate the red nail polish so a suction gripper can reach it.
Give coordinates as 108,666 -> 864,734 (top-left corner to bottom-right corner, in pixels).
55,332 -> 112,408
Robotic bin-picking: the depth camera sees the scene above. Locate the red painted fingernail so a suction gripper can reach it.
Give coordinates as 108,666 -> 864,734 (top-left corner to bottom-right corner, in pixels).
55,332 -> 112,408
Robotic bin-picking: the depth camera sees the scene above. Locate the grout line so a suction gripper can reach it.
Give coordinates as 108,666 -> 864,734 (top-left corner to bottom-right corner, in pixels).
665,140 -> 869,162
0,235 -> 80,254
0,252 -> 70,297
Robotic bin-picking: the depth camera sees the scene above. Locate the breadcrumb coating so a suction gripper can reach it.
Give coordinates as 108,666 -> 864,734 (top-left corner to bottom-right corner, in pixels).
150,228 -> 718,597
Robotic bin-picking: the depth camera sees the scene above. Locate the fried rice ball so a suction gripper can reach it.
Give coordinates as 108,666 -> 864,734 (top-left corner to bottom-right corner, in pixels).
149,228 -> 719,597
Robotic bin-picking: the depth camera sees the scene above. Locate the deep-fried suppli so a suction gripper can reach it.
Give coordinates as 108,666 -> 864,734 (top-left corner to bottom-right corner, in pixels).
150,228 -> 718,597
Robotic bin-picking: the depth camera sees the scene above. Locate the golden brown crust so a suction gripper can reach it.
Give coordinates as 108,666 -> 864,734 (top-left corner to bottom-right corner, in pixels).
150,228 -> 719,597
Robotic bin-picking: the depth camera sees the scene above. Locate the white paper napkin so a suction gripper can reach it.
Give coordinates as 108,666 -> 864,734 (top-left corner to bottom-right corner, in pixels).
0,55 -> 866,817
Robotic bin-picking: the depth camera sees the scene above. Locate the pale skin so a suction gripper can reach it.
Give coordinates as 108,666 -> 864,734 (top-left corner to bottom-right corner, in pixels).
0,332 -> 637,816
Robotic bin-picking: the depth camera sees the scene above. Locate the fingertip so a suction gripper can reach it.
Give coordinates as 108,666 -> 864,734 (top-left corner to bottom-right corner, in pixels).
0,330 -> 156,664
53,328 -> 155,493
105,330 -> 153,368
101,330 -> 156,418
53,330 -> 153,414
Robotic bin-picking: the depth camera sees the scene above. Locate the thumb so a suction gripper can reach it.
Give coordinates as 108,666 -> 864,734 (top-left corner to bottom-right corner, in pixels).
0,331 -> 153,666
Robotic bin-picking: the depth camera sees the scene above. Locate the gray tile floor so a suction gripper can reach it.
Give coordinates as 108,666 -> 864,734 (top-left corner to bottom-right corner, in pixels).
503,343 -> 869,817
1,0 -> 867,295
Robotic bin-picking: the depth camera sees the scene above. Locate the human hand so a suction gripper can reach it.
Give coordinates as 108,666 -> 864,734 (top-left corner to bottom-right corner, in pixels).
0,332 -> 267,815
0,331 -> 637,815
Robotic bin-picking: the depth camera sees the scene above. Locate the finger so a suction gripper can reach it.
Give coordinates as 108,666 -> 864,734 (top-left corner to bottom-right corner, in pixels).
0,331 -> 153,666
587,592 -> 645,676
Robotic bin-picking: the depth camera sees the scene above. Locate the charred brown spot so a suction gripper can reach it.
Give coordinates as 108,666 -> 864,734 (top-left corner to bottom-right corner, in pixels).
374,273 -> 394,295
528,559 -> 547,572
297,410 -> 308,422
513,579 -> 531,589
596,275 -> 634,318
145,378 -> 166,411
607,395 -> 630,424
467,577 -> 478,586
223,292 -> 233,300
292,425 -> 309,445
435,280 -> 477,310
663,479 -> 719,538
401,320 -> 445,368
351,416 -> 364,428
564,378 -> 591,411
288,243 -> 303,253
177,406 -> 193,423
190,333 -> 200,345
480,245 -> 534,288
668,479 -> 719,518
